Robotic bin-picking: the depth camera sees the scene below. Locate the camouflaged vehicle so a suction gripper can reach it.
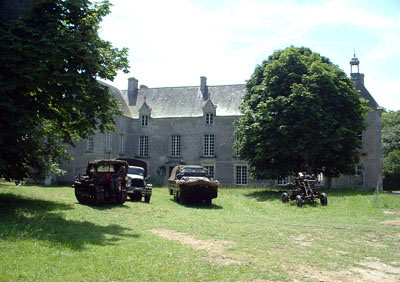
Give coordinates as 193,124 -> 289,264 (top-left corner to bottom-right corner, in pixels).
168,165 -> 219,205
74,159 -> 128,205
117,158 -> 152,203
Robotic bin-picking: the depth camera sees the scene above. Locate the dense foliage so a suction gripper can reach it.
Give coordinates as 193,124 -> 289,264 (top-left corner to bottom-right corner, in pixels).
382,110 -> 400,189
0,0 -> 129,182
234,46 -> 368,180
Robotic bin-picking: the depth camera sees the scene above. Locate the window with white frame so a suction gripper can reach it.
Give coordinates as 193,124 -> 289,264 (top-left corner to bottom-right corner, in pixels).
236,166 -> 248,185
87,137 -> 93,151
141,115 -> 149,126
171,135 -> 181,157
139,136 -> 148,157
204,165 -> 215,179
205,113 -> 213,125
105,132 -> 111,153
204,134 -> 215,156
119,134 -> 124,155
277,176 -> 292,185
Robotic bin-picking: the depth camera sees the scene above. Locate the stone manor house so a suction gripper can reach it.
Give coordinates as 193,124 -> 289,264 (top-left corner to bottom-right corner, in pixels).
59,56 -> 382,188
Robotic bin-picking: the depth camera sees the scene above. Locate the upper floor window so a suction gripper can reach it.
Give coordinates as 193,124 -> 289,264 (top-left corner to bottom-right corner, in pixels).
204,134 -> 215,157
236,165 -> 248,185
87,137 -> 94,151
139,136 -> 149,157
171,135 -> 181,157
119,134 -> 124,155
205,113 -> 213,125
141,115 -> 149,126
105,132 -> 111,153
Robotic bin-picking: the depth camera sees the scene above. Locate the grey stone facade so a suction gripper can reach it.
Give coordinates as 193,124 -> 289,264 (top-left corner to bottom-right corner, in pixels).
59,56 -> 382,189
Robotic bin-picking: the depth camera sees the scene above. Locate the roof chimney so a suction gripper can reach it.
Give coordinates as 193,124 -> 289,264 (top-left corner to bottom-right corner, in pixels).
127,77 -> 138,105
200,76 -> 208,100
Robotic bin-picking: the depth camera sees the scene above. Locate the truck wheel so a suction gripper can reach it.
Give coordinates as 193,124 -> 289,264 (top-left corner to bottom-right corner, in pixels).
144,195 -> 151,203
180,197 -> 186,205
121,191 -> 127,204
281,192 -> 289,203
296,195 -> 303,208
320,193 -> 328,206
75,191 -> 85,204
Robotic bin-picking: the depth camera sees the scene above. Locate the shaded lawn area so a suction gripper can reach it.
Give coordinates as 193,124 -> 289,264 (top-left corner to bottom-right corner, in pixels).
0,181 -> 399,281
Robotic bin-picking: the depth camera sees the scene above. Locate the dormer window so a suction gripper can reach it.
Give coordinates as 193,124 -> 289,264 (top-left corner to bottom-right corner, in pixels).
205,113 -> 213,125
141,115 -> 149,126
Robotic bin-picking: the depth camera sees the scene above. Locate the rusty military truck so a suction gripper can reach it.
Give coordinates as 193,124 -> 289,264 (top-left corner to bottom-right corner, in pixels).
74,159 -> 129,205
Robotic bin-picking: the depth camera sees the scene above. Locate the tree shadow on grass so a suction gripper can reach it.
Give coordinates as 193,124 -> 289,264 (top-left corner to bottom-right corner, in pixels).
244,189 -> 283,202
0,193 -> 139,250
168,199 -> 223,210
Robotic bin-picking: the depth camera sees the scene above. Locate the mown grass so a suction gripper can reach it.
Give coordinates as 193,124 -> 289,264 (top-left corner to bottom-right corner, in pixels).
0,181 -> 399,281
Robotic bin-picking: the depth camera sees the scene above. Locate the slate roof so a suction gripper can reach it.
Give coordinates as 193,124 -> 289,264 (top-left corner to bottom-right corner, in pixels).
121,84 -> 246,118
99,81 -> 132,117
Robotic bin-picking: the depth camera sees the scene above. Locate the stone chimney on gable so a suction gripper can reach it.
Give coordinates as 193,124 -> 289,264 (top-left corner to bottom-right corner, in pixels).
127,77 -> 138,105
200,76 -> 208,100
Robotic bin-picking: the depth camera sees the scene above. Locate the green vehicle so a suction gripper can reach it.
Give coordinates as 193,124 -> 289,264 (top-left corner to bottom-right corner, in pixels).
168,165 -> 219,205
74,159 -> 128,205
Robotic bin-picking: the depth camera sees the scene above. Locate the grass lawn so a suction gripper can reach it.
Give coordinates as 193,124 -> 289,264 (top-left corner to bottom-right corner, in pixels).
0,182 -> 399,281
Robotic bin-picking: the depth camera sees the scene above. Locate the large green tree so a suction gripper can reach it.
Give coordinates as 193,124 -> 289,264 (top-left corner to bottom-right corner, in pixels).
234,46 -> 368,180
382,110 -> 400,157
0,0 -> 129,182
381,109 -> 400,189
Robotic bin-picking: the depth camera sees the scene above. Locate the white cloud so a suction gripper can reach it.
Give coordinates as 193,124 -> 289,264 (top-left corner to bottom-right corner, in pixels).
98,0 -> 400,110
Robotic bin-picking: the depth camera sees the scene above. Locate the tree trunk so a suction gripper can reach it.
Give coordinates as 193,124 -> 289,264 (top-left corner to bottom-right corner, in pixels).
324,176 -> 332,189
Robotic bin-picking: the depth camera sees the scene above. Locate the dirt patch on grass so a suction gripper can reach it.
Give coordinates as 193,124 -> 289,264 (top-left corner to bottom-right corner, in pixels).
291,233 -> 314,247
384,210 -> 400,216
292,258 -> 400,281
150,228 -> 241,265
380,219 -> 400,226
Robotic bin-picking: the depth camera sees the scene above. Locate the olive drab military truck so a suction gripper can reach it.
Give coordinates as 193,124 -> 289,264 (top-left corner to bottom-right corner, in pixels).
117,158 -> 152,203
74,159 -> 129,205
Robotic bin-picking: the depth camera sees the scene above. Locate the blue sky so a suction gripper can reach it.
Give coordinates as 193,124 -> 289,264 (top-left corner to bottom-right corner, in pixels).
99,0 -> 400,111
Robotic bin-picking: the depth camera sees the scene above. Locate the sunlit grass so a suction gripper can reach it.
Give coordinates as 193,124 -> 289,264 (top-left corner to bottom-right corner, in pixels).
0,181 -> 399,281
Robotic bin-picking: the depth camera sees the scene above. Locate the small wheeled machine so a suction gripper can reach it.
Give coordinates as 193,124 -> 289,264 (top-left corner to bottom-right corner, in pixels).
281,172 -> 327,207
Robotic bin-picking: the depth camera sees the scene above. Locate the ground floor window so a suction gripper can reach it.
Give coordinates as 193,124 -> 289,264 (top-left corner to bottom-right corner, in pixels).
171,135 -> 181,157
236,166 -> 248,185
277,176 -> 292,185
204,165 -> 215,179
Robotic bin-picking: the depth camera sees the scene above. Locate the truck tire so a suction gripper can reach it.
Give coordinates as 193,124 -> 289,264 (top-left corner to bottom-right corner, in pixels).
144,195 -> 151,203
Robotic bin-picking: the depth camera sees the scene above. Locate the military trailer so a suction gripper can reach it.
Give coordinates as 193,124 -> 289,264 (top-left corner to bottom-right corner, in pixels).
168,165 -> 219,205
281,172 -> 327,207
117,158 -> 152,203
74,159 -> 128,205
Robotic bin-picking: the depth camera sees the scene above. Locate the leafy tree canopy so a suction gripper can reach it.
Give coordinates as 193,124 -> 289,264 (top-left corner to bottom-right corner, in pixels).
234,46 -> 368,180
382,110 -> 400,157
0,0 -> 129,182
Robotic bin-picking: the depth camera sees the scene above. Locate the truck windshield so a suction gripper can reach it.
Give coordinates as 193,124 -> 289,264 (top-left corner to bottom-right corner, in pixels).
128,167 -> 144,176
